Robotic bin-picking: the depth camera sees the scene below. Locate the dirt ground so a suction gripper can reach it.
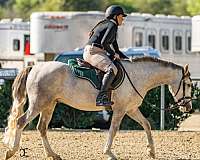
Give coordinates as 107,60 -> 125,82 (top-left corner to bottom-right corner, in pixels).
0,130 -> 200,160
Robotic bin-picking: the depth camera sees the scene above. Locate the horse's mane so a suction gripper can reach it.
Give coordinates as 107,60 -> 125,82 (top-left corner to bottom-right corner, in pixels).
124,56 -> 183,70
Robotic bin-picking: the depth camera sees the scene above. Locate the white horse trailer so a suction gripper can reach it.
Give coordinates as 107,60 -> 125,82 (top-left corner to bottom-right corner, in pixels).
192,15 -> 200,53
0,18 -> 46,71
0,18 -> 40,71
30,12 -> 192,53
30,11 -> 104,54
30,11 -> 200,79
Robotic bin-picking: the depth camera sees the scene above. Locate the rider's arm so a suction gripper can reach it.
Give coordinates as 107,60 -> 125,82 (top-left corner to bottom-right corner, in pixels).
112,40 -> 128,59
101,23 -> 116,56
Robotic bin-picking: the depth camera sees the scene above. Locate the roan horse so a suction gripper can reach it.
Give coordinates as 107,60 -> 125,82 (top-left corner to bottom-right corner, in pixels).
3,57 -> 192,160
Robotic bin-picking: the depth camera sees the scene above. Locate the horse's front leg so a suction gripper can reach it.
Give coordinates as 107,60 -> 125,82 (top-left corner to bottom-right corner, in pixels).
104,110 -> 125,160
127,109 -> 155,159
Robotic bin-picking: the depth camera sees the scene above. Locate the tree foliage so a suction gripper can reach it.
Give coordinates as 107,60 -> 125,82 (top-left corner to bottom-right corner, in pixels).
1,0 -> 200,19
187,0 -> 200,16
171,0 -> 189,16
130,0 -> 172,15
0,81 -> 13,128
1,81 -> 199,130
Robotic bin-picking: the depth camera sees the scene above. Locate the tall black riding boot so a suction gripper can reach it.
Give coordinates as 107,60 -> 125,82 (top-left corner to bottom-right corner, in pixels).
96,68 -> 115,106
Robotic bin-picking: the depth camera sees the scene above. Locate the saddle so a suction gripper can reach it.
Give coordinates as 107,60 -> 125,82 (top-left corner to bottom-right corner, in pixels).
68,58 -> 125,90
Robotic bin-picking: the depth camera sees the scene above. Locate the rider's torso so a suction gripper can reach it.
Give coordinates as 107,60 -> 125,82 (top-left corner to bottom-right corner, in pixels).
87,20 -> 118,47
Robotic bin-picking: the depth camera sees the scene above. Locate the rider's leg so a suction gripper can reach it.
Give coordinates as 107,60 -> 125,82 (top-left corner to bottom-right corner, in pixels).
96,64 -> 117,106
83,45 -> 118,106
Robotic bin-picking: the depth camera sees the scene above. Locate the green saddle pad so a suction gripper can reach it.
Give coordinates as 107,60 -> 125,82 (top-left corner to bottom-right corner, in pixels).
68,59 -> 125,90
68,59 -> 101,89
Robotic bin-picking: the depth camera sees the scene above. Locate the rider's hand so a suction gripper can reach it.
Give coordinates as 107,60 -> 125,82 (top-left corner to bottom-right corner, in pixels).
114,53 -> 120,60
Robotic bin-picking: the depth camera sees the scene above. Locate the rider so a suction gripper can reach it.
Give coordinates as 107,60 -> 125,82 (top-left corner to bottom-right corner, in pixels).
83,5 -> 128,106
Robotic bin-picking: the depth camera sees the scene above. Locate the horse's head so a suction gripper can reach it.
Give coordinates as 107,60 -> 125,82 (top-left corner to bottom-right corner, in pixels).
168,64 -> 192,112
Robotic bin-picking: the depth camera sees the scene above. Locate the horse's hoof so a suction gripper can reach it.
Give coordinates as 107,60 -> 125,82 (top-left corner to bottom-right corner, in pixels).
5,150 -> 15,160
104,151 -> 117,160
47,154 -> 62,160
147,149 -> 155,159
107,157 -> 117,160
149,152 -> 155,159
147,145 -> 155,159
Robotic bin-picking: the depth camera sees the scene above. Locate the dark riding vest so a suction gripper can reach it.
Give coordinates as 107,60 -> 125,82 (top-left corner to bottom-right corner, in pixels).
87,19 -> 127,59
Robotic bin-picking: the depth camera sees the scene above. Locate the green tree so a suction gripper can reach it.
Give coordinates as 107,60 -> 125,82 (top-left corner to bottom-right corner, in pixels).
0,6 -> 4,18
187,0 -> 200,16
12,0 -> 110,19
39,0 -> 66,11
13,0 -> 41,19
1,0 -> 196,18
129,0 -> 173,15
171,0 -> 189,16
0,81 -> 13,128
61,0 -> 108,11
0,0 -> 16,19
0,0 -> 10,6
106,0 -> 138,13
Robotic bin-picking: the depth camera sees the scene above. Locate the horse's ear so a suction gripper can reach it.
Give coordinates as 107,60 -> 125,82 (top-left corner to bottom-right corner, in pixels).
184,64 -> 190,76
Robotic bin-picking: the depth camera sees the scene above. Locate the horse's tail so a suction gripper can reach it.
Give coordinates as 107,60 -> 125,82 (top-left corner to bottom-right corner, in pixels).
3,66 -> 32,149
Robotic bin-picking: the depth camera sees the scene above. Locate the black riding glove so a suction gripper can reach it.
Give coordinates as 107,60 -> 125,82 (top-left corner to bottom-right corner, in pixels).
117,50 -> 129,59
107,53 -> 115,60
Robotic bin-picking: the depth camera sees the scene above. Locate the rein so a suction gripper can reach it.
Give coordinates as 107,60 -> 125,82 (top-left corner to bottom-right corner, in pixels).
119,61 -> 154,107
119,61 -> 193,112
119,62 -> 144,100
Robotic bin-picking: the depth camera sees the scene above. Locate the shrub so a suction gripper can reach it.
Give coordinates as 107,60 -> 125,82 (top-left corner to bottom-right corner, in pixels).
0,80 -> 13,128
0,81 -> 199,130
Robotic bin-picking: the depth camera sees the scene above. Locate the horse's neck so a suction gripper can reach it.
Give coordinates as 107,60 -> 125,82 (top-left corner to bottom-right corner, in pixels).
125,61 -> 182,92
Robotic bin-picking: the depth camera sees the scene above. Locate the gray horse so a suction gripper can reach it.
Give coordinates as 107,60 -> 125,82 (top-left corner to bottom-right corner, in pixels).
3,57 -> 192,160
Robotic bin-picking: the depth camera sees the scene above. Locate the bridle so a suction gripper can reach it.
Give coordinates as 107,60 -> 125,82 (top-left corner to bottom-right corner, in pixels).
166,68 -> 192,111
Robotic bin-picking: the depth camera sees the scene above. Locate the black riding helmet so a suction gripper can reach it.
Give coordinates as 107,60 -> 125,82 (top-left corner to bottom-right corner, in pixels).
105,5 -> 127,18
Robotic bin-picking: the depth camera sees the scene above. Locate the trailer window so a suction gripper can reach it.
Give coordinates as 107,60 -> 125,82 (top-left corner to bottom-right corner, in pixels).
187,36 -> 191,52
160,29 -> 170,53
175,36 -> 182,51
148,35 -> 156,48
27,61 -> 35,66
13,39 -> 20,51
162,35 -> 169,51
135,32 -> 143,47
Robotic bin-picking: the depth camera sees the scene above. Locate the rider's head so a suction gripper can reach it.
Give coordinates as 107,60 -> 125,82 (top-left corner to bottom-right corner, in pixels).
105,5 -> 127,25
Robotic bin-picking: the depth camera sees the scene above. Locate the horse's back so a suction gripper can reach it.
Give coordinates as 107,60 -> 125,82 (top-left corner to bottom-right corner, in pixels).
31,61 -> 69,77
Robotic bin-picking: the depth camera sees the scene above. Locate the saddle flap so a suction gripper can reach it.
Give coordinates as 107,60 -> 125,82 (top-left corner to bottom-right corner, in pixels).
68,59 -> 125,90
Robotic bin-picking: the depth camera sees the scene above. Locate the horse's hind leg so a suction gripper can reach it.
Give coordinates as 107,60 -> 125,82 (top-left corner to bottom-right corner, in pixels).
127,109 -> 155,159
104,110 -> 125,160
37,102 -> 61,160
5,107 -> 39,160
4,128 -> 22,160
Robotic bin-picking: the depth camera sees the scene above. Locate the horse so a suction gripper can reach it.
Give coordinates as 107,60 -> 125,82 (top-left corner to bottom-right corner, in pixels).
3,57 -> 192,160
